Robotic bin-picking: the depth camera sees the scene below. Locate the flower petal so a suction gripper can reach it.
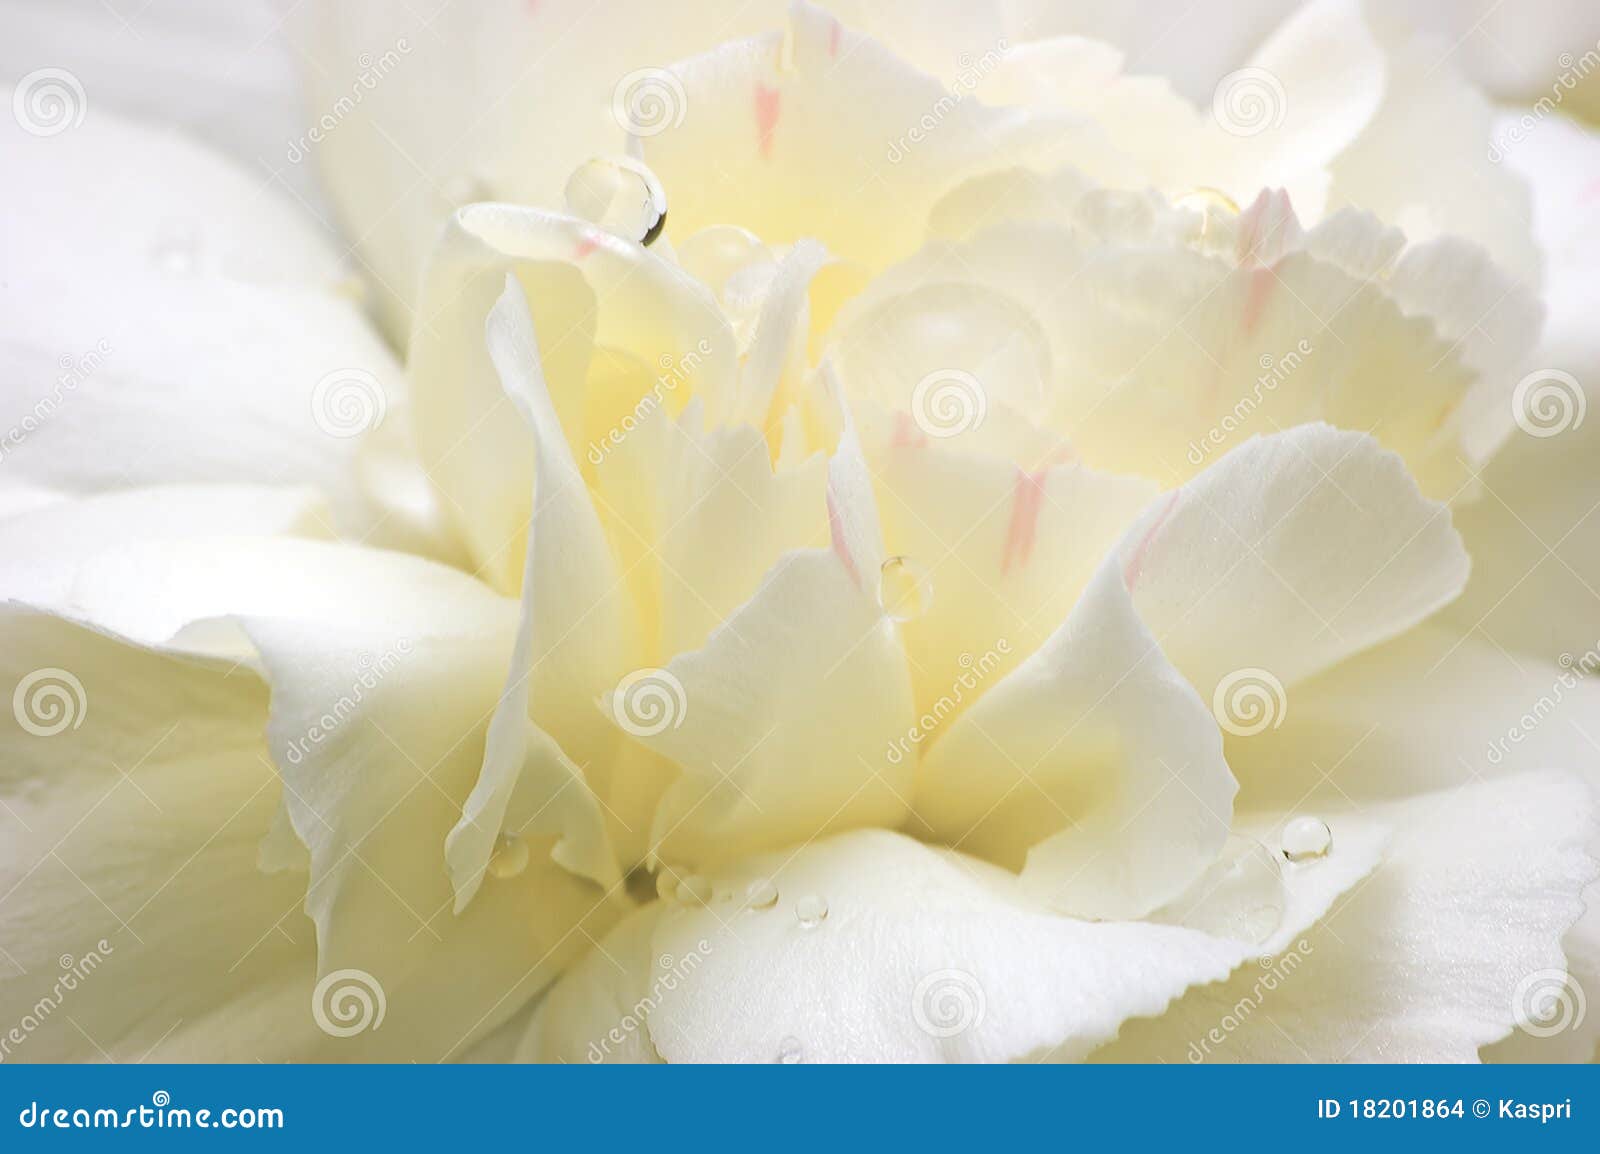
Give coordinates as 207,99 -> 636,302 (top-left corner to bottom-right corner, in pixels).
410,204 -> 735,591
0,608 -> 320,1062
247,600 -> 621,1060
641,829 -> 1248,1063
865,429 -> 1157,722
0,100 -> 404,537
1095,772 -> 1597,1062
621,429 -> 916,867
288,0 -> 788,338
917,555 -> 1236,920
515,903 -> 668,1064
445,275 -> 631,903
1125,424 -> 1469,697
638,1 -> 1104,273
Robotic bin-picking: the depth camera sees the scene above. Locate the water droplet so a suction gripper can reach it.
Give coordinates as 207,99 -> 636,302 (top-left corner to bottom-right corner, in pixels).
877,556 -> 933,623
1173,187 -> 1241,242
795,894 -> 829,928
150,224 -> 200,275
1281,816 -> 1332,862
744,878 -> 779,910
675,874 -> 714,907
563,156 -> 667,246
1160,836 -> 1284,944
777,1036 -> 803,1063
486,834 -> 529,880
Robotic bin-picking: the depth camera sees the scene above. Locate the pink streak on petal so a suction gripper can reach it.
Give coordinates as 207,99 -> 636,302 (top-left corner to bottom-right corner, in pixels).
574,235 -> 600,259
829,19 -> 842,58
1235,187 -> 1300,269
1122,490 -> 1181,591
1001,468 -> 1047,575
890,410 -> 927,449
755,83 -> 781,160
1241,266 -> 1277,336
827,486 -> 860,587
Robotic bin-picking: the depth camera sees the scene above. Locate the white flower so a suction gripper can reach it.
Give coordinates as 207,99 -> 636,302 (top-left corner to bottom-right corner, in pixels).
0,0 -> 1597,1065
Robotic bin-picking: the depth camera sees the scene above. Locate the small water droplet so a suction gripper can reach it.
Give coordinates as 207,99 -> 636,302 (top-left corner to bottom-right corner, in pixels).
877,556 -> 933,623
676,874 -> 714,907
795,894 -> 829,928
563,156 -> 667,246
150,224 -> 200,275
744,878 -> 779,910
1173,187 -> 1241,242
486,833 -> 530,880
1281,816 -> 1332,862
1161,836 -> 1284,944
777,1036 -> 803,1063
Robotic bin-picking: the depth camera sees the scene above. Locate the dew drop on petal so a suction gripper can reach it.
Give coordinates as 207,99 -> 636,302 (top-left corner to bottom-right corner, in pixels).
1173,186 -> 1241,243
777,1036 -> 803,1064
1281,816 -> 1332,862
486,834 -> 530,880
150,224 -> 200,275
877,556 -> 933,623
676,874 -> 714,907
1161,836 -> 1285,944
563,156 -> 668,246
795,894 -> 829,928
744,877 -> 779,910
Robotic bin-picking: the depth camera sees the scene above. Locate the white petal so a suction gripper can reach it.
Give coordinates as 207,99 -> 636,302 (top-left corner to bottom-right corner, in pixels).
288,0 -> 787,338
410,204 -> 734,591
623,432 -> 915,868
1096,772 -> 1597,1062
1125,425 -> 1469,697
1327,24 -> 1541,285
248,603 -> 622,1060
864,423 -> 1157,722
0,484 -> 329,612
446,276 -> 630,905
0,608 -> 319,1062
642,829 -> 1249,1063
917,556 -> 1235,920
637,1 -> 1105,273
0,99 -> 409,538
516,903 -> 668,1064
